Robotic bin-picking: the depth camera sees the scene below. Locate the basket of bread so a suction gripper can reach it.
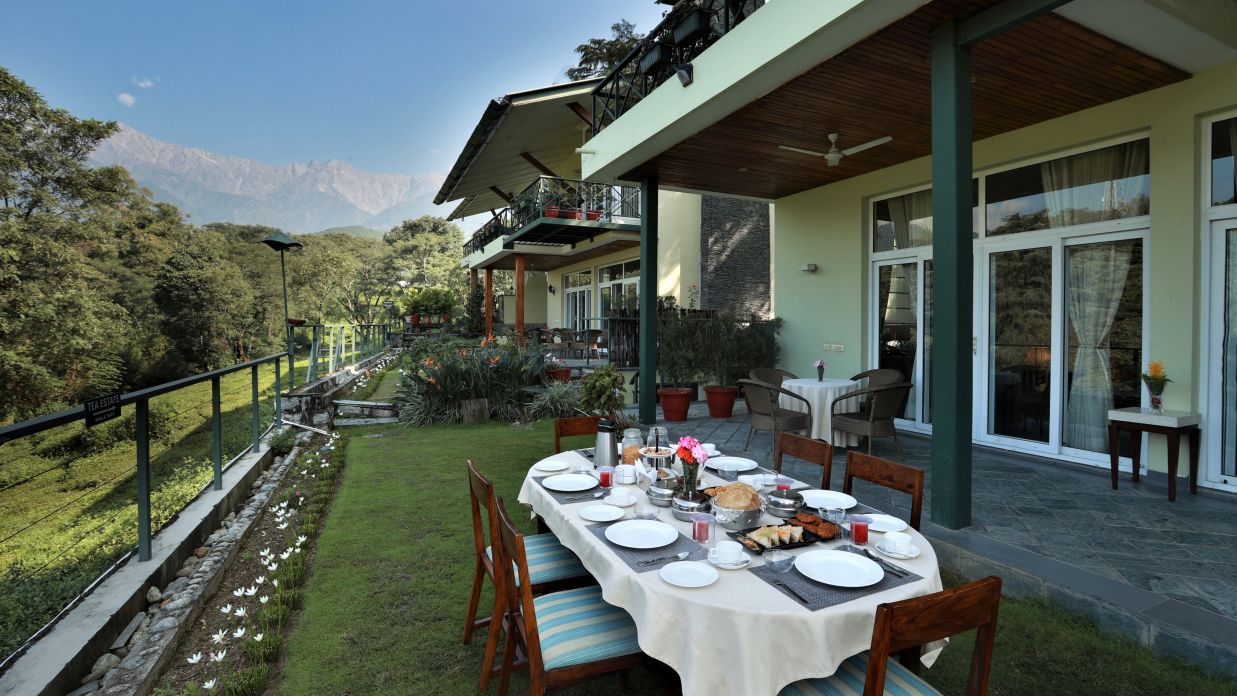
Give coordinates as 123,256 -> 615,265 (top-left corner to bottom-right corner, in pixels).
704,482 -> 765,530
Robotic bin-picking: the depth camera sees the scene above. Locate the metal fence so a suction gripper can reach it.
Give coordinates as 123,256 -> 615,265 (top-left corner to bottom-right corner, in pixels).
291,323 -> 389,384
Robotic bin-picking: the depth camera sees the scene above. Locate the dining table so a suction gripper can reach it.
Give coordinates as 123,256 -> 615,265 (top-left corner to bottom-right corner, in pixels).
517,449 -> 944,696
778,377 -> 864,446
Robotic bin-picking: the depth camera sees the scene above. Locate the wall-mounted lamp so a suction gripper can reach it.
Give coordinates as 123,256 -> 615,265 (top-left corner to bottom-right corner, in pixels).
800,263 -> 818,273
548,283 -> 556,295
674,63 -> 694,87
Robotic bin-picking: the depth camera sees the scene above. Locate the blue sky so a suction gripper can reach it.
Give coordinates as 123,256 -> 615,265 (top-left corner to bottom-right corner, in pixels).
2,1 -> 664,181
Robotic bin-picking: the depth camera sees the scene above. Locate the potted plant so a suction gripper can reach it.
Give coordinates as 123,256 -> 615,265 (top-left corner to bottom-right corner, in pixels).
544,354 -> 572,384
585,209 -> 603,221
580,363 -> 629,425
404,290 -> 423,328
656,308 -> 701,421
1141,360 -> 1171,414
544,204 -> 560,218
702,314 -> 740,418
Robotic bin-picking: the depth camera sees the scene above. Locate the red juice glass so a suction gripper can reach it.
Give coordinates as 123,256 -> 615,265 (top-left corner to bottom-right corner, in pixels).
850,519 -> 869,545
597,466 -> 614,490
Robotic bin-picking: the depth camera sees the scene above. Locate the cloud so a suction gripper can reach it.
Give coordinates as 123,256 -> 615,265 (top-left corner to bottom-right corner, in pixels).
131,76 -> 159,89
116,93 -> 136,107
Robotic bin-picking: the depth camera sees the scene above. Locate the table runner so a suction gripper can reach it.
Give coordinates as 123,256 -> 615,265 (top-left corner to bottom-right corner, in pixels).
749,546 -> 922,611
532,475 -> 600,505
585,522 -> 708,571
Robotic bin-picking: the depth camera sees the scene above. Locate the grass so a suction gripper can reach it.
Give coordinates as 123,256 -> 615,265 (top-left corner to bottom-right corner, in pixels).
281,421 -> 1237,696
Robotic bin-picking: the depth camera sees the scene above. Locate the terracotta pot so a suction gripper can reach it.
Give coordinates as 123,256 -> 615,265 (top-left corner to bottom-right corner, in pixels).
586,209 -> 602,221
411,314 -> 421,327
544,205 -> 560,218
657,387 -> 694,422
546,367 -> 572,383
703,385 -> 738,418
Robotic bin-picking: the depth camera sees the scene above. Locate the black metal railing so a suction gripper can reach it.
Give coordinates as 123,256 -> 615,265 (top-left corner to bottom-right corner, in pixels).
508,176 -> 641,231
463,211 -> 512,256
592,0 -> 766,134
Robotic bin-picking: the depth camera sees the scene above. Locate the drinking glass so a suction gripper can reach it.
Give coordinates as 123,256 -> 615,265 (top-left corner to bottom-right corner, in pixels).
764,549 -> 794,573
646,426 -> 670,451
634,505 -> 659,521
690,512 -> 715,546
597,466 -> 615,491
850,519 -> 870,545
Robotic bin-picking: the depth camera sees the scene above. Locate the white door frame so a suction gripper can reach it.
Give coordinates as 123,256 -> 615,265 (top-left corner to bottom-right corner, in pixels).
1204,216 -> 1237,491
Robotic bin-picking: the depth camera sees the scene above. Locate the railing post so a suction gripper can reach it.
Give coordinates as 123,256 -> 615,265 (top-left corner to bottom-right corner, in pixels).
251,364 -> 261,454
136,399 -> 152,561
274,359 -> 283,426
211,375 -> 222,490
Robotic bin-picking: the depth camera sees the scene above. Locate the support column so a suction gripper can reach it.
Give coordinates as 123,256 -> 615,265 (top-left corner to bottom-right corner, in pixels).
469,268 -> 478,290
484,268 -> 494,337
929,20 -> 973,529
514,254 -> 526,342
638,175 -> 659,425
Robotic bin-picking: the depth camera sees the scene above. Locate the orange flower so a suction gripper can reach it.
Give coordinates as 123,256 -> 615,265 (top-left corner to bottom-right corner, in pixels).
1147,361 -> 1166,379
489,355 -> 500,365
480,336 -> 489,346
424,357 -> 434,366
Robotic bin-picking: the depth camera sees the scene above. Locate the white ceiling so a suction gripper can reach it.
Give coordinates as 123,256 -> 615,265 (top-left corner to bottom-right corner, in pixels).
1055,0 -> 1237,74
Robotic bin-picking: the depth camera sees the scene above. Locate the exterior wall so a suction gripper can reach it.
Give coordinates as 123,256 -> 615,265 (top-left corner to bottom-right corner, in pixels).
700,196 -> 772,317
498,271 -> 548,326
773,59 -> 1237,475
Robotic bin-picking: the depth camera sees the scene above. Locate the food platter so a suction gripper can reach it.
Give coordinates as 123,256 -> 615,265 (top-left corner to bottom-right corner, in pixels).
727,523 -> 824,555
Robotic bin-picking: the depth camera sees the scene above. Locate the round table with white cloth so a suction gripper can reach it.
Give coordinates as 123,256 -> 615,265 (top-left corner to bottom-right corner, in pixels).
517,450 -> 943,696
778,378 -> 863,447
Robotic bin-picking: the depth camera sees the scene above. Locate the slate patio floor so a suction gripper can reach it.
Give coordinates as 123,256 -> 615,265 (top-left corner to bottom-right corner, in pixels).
629,402 -> 1237,625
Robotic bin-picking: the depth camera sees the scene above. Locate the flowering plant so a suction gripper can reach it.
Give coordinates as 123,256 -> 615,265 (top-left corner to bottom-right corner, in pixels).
545,353 -> 565,369
1140,361 -> 1171,391
814,359 -> 828,369
675,435 -> 709,466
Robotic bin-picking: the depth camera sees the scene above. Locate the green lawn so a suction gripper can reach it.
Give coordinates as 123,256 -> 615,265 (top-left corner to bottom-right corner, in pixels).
281,421 -> 1236,695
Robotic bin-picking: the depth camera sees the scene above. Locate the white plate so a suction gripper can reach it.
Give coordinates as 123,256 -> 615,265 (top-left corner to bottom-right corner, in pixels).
706,456 -> 759,472
579,505 -> 625,522
659,561 -> 719,588
875,540 -> 921,560
794,550 -> 883,587
603,494 -> 637,508
604,520 -> 679,549
542,473 -> 598,492
799,489 -> 858,510
864,513 -> 908,533
533,459 -> 570,472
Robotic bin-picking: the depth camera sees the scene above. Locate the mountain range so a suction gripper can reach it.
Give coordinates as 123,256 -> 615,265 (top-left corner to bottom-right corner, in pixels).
89,124 -> 446,234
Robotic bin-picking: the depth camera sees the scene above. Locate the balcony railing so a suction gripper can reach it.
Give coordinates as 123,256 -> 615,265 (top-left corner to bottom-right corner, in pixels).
508,176 -> 640,230
463,211 -> 512,256
592,0 -> 766,134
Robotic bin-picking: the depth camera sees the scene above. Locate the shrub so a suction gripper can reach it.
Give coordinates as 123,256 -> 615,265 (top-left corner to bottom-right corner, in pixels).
396,338 -> 546,425
580,364 -> 627,420
528,380 -> 581,420
268,428 -> 296,457
222,664 -> 269,696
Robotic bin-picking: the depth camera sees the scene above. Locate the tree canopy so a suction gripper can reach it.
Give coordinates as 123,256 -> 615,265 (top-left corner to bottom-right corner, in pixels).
565,20 -> 644,81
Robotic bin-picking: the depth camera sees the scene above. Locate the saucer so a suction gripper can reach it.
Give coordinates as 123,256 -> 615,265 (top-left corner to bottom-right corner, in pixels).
706,554 -> 751,570
874,540 -> 921,560
604,494 -> 637,508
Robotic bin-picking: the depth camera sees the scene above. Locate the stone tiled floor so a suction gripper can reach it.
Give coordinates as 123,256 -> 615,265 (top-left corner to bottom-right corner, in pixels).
630,402 -> 1237,623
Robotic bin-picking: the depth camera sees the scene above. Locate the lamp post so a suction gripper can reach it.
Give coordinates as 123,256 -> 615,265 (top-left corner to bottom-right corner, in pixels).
260,232 -> 303,388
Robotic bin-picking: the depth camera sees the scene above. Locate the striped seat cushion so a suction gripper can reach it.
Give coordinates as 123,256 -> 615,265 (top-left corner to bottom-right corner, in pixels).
532,586 -> 641,671
779,652 -> 942,696
487,532 -> 588,585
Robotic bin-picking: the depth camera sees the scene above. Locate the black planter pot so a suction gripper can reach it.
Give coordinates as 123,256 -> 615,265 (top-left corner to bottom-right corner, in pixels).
673,8 -> 712,46
639,42 -> 672,74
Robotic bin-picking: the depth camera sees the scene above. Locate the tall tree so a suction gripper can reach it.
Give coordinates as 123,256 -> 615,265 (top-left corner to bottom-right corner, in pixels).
383,215 -> 467,297
565,20 -> 644,81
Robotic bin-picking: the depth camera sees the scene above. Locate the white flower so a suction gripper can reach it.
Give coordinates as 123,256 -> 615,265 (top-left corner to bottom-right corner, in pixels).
260,547 -> 271,557
267,562 -> 279,572
300,469 -> 307,475
294,546 -> 303,554
321,462 -> 328,468
254,575 -> 265,585
203,679 -> 218,690
277,523 -> 288,530
272,579 -> 279,588
233,626 -> 246,638
220,604 -> 233,615
259,595 -> 270,604
279,501 -> 288,508
253,632 -> 265,642
298,497 -> 305,504
187,652 -> 203,664
211,650 -> 226,662
296,535 -> 307,545
232,587 -> 245,597
234,607 -> 247,618
245,585 -> 258,596
280,550 -> 291,560
211,629 -> 227,644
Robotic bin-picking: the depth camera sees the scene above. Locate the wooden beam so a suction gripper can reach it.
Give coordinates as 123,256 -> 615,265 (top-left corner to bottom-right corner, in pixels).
638,175 -> 659,425
489,186 -> 513,204
519,152 -> 558,178
566,101 -> 592,126
514,254 -> 526,344
484,268 -> 494,337
957,0 -> 1071,46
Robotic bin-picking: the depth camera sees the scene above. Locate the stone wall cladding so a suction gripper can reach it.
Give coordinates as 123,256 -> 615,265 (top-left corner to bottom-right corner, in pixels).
699,196 -> 771,318
89,432 -> 311,695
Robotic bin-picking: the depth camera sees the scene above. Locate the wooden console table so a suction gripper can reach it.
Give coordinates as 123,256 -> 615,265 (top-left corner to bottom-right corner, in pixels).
1107,407 -> 1200,502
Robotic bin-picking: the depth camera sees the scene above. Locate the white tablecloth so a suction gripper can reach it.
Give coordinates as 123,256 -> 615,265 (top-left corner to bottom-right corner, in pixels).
778,378 -> 863,446
517,452 -> 942,696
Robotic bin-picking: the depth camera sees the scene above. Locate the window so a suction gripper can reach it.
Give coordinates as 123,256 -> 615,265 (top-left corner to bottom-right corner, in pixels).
986,139 -> 1149,235
872,181 -> 978,252
1212,117 -> 1237,207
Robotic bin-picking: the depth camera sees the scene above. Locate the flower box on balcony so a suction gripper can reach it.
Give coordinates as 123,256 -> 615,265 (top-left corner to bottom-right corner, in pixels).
673,8 -> 712,46
585,209 -> 603,221
639,42 -> 672,75
544,205 -> 560,218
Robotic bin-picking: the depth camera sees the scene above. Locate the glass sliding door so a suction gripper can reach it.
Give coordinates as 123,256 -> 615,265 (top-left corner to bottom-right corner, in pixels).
876,262 -> 919,420
562,270 -> 592,332
987,247 -> 1053,443
1213,223 -> 1237,484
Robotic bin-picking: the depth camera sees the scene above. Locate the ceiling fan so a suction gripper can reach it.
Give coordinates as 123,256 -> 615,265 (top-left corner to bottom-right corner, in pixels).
779,132 -> 892,166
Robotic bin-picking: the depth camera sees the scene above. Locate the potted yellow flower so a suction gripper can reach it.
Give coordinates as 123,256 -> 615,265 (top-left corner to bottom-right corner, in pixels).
1140,361 -> 1171,414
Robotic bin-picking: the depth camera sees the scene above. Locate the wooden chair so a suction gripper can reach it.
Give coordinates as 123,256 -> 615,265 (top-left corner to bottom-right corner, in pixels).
553,415 -> 604,454
773,432 -> 835,490
779,576 -> 1003,696
464,462 -> 591,690
494,497 -> 644,696
738,379 -> 812,450
750,367 -> 799,386
832,382 -> 912,456
842,451 -> 925,530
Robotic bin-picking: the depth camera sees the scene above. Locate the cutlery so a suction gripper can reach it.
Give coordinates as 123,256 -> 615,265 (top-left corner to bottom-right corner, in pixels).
861,548 -> 908,577
562,491 -> 605,502
637,551 -> 689,566
774,580 -> 810,605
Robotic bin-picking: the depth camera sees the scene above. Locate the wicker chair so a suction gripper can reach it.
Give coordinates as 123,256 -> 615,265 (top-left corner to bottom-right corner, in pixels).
849,368 -> 904,417
749,367 -> 799,386
737,379 -> 812,450
831,382 -> 913,456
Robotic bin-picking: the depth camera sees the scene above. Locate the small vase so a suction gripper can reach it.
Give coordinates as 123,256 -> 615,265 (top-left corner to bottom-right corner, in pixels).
679,460 -> 700,496
817,366 -> 824,381
1149,390 -> 1164,414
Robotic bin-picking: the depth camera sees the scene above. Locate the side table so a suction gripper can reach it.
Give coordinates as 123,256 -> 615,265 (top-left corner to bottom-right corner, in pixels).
1107,407 -> 1200,502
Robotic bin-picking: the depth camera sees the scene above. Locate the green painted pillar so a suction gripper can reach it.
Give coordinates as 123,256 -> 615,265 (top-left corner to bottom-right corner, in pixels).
638,175 -> 659,425
929,20 -> 973,529
211,375 -> 223,490
135,399 -> 151,561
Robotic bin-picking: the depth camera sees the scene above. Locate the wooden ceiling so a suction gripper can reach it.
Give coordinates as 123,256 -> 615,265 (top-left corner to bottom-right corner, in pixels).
620,0 -> 1190,199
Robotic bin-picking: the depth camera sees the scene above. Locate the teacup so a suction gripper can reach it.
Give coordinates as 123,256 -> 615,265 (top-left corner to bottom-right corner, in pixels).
702,443 -> 720,456
710,540 -> 745,565
610,489 -> 635,505
615,464 -> 638,484
884,531 -> 913,555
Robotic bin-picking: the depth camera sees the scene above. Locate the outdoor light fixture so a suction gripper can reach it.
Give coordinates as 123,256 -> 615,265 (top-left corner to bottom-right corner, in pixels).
675,63 -> 694,87
260,232 -> 303,387
548,283 -> 556,295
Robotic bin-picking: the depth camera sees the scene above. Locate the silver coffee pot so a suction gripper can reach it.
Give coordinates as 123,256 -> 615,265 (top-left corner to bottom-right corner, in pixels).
594,418 -> 618,470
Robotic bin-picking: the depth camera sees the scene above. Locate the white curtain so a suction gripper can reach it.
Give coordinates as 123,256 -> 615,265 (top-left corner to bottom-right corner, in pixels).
1041,142 -> 1148,228
1065,243 -> 1132,452
886,190 -> 934,250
